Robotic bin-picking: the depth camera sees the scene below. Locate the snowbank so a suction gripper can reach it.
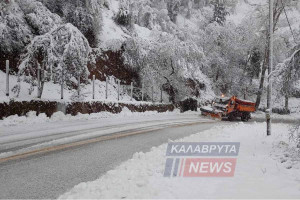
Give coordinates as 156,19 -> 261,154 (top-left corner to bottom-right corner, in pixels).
59,123 -> 300,199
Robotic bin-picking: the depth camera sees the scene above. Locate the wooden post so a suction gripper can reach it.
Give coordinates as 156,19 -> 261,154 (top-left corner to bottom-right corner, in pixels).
6,60 -> 9,97
78,74 -> 81,96
37,64 -> 41,98
142,82 -> 144,101
152,85 -> 154,103
160,87 -> 163,103
131,82 -> 133,101
61,68 -> 64,100
106,76 -> 108,99
117,79 -> 120,101
92,75 -> 95,99
50,65 -> 53,81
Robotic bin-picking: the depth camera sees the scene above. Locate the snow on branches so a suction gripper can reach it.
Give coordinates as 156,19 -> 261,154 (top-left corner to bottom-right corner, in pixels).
115,0 -> 132,27
17,0 -> 62,35
273,48 -> 300,98
123,31 -> 211,102
0,1 -> 33,55
212,0 -> 229,25
15,23 -> 91,98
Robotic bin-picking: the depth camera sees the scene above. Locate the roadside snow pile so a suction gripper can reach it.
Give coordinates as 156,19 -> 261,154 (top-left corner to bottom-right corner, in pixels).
0,108 -> 181,127
0,111 -> 49,127
59,123 -> 300,199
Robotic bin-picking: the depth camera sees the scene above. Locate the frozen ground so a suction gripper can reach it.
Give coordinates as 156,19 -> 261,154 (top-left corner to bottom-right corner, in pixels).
59,122 -> 300,199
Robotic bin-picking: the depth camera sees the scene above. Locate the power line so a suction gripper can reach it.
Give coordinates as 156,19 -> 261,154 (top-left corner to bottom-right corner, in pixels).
281,0 -> 297,44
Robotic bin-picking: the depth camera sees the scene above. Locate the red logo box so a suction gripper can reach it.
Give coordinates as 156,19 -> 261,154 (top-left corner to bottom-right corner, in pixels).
182,158 -> 237,177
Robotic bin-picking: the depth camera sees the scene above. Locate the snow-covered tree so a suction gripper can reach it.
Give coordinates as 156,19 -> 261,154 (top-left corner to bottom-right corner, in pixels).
37,0 -> 104,47
166,0 -> 181,23
255,0 -> 287,108
0,0 -> 63,72
0,0 -> 33,65
115,0 -> 132,27
211,0 -> 229,25
16,23 -> 91,98
273,46 -> 300,110
17,0 -> 62,35
62,0 -> 103,47
85,0 -> 104,47
123,31 -> 212,103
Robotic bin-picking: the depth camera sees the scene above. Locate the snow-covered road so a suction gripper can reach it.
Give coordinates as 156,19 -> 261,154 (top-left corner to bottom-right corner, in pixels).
0,113 -> 218,199
0,112 -> 213,158
60,122 -> 300,199
1,110 -> 298,199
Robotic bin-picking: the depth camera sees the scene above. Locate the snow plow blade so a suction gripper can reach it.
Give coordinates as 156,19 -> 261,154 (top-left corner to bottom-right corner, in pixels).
200,107 -> 222,119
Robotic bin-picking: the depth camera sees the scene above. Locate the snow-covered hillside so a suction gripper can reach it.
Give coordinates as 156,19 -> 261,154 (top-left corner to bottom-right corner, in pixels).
1,0 -> 300,110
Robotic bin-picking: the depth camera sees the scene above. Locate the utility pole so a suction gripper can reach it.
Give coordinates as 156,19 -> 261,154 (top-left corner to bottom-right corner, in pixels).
267,0 -> 273,136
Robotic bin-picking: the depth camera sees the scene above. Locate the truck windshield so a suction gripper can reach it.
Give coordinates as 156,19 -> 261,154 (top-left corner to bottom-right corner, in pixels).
215,98 -> 230,105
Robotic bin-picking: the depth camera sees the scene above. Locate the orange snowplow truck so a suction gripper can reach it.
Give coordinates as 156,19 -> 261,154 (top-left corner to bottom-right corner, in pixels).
200,96 -> 256,121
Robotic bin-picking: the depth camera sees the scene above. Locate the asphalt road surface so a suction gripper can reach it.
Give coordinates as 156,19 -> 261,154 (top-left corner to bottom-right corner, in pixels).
0,115 -> 220,199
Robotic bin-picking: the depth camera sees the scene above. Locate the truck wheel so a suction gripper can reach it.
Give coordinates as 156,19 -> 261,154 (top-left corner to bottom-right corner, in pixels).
241,113 -> 250,122
228,114 -> 235,121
